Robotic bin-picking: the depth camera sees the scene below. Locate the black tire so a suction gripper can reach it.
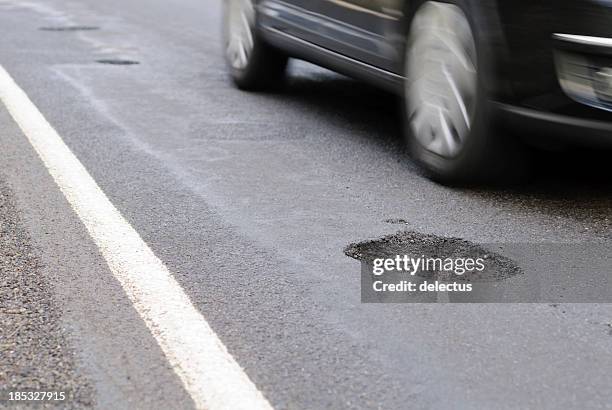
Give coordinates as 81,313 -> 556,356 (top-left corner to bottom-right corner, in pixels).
223,0 -> 288,91
402,0 -> 528,185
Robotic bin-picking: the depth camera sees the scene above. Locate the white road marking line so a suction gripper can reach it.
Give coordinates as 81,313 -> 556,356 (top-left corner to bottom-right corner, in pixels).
0,64 -> 273,410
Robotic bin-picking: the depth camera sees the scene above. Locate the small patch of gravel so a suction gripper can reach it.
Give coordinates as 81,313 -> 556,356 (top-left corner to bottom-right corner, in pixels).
0,179 -> 93,408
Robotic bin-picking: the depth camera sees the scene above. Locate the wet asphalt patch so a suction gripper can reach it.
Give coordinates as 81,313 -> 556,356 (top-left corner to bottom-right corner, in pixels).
0,179 -> 93,407
39,26 -> 100,32
96,59 -> 140,66
345,230 -> 523,282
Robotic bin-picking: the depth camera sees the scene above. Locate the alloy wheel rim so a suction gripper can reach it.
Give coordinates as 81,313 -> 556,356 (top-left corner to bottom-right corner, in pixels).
406,1 -> 478,158
226,0 -> 255,70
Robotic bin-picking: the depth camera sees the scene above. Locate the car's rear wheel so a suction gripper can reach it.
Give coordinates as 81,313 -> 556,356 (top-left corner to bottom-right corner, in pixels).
404,0 -> 524,184
223,0 -> 288,90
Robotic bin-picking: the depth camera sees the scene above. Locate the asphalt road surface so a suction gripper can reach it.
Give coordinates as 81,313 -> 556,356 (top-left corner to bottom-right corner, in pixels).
0,0 -> 611,409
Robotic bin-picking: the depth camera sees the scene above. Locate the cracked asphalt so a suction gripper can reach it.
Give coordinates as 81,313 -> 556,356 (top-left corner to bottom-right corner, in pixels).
0,0 -> 611,408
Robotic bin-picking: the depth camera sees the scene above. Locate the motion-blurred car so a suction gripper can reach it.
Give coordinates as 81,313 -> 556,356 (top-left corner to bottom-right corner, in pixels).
223,0 -> 612,183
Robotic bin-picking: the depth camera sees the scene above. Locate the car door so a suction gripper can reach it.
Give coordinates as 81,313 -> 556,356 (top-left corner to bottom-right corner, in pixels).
259,0 -> 405,73
257,0 -> 330,48
316,0 -> 404,72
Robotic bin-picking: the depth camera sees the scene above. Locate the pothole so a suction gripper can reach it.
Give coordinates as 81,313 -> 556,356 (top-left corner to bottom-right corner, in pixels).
345,230 -> 522,282
39,26 -> 100,32
96,59 -> 140,66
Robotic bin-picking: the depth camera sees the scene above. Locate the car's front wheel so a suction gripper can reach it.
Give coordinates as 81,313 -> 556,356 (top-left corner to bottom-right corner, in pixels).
223,0 -> 288,91
403,0 -> 523,184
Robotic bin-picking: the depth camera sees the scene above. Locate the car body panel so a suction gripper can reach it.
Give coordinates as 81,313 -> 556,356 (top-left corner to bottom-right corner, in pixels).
259,0 -> 397,71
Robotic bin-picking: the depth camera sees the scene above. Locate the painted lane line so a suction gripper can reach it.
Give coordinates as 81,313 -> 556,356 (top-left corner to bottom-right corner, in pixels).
0,64 -> 273,410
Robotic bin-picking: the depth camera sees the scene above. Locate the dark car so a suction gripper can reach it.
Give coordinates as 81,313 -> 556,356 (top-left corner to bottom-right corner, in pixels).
223,0 -> 612,183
